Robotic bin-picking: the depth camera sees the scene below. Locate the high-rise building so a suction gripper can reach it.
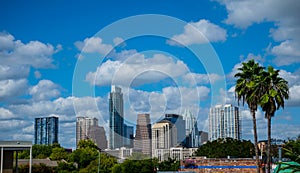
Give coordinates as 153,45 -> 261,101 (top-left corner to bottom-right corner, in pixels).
34,116 -> 58,145
183,110 -> 198,147
109,85 -> 124,149
199,131 -> 208,145
88,126 -> 108,150
134,114 -> 152,156
124,124 -> 134,148
209,104 -> 241,141
76,117 -> 98,147
163,114 -> 185,145
152,120 -> 177,156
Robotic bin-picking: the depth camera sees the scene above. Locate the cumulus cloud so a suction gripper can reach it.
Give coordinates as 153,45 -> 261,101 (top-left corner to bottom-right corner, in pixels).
0,65 -> 29,80
75,37 -> 114,55
29,80 -> 61,101
183,73 -> 222,85
0,32 -> 58,68
113,37 -> 126,47
86,53 -> 189,87
0,79 -> 28,101
218,0 -> 300,66
167,19 -> 227,46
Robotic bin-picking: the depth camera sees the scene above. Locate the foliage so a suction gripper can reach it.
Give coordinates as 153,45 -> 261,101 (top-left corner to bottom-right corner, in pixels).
49,147 -> 69,161
112,158 -> 158,173
196,138 -> 255,158
18,163 -> 54,173
18,144 -> 53,159
283,139 -> 300,163
157,157 -> 179,171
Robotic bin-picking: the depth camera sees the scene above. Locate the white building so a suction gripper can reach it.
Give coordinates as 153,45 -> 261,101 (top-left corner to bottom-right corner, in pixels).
152,120 -> 177,157
209,104 -> 241,141
153,147 -> 197,162
76,117 -> 98,147
183,109 -> 198,147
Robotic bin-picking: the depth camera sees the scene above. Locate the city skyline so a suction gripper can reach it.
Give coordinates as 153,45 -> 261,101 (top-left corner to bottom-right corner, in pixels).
0,1 -> 300,149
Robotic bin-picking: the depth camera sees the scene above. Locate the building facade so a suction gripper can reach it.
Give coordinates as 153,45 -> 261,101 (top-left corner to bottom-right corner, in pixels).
124,124 -> 134,148
209,104 -> 241,141
34,116 -> 59,145
76,117 -> 100,147
152,120 -> 177,157
153,147 -> 197,162
183,110 -> 198,147
88,126 -> 108,150
109,85 -> 124,149
163,114 -> 185,145
134,114 -> 152,156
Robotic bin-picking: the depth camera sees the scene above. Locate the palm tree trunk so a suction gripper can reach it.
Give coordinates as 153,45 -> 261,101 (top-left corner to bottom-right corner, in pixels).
252,110 -> 260,173
267,116 -> 271,173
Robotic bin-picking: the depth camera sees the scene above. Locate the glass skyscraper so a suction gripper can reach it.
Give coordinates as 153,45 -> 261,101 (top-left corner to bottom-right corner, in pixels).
109,85 -> 124,149
209,104 -> 241,141
34,116 -> 58,145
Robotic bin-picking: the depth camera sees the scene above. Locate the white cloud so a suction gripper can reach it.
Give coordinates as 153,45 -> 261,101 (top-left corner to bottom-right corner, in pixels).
29,80 -> 61,101
0,107 -> 17,120
0,65 -> 29,80
86,53 -> 189,87
183,73 -> 222,85
0,36 -> 57,68
271,40 -> 300,66
113,37 -> 126,47
0,79 -> 28,101
287,85 -> 300,106
34,71 -> 42,79
167,19 -> 227,46
219,0 -> 300,66
75,37 -> 114,55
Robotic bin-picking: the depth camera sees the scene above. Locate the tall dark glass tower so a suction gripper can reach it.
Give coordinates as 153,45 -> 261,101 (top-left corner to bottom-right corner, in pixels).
34,116 -> 58,145
109,85 -> 124,149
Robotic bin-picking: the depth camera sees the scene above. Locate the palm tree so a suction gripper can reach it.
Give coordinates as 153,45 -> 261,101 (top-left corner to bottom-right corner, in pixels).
260,66 -> 289,173
235,59 -> 265,173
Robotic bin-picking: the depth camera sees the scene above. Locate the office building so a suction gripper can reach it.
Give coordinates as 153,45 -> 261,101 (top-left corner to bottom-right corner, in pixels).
199,131 -> 208,145
76,117 -> 99,147
134,114 -> 152,156
183,109 -> 198,147
153,147 -> 197,162
124,124 -> 134,148
88,126 -> 108,150
34,116 -> 58,145
152,120 -> 177,156
209,104 -> 241,141
163,114 -> 185,145
109,85 -> 124,149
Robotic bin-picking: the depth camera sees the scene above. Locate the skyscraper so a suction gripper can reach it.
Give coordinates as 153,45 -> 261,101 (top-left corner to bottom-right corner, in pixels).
183,109 -> 198,147
124,124 -> 134,148
34,116 -> 58,145
152,120 -> 177,156
209,104 -> 241,141
163,114 -> 185,145
109,85 -> 124,149
134,114 -> 152,156
76,117 -> 98,147
88,126 -> 108,150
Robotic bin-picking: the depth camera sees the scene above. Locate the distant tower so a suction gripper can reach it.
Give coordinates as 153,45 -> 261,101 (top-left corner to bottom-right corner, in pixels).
76,117 -> 98,147
34,116 -> 58,145
163,114 -> 185,145
134,114 -> 152,156
88,126 -> 108,150
124,124 -> 134,148
109,85 -> 124,149
152,120 -> 177,155
209,104 -> 241,141
183,109 -> 198,147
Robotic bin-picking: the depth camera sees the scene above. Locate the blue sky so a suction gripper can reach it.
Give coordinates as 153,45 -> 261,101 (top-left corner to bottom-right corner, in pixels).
1,0 -> 300,149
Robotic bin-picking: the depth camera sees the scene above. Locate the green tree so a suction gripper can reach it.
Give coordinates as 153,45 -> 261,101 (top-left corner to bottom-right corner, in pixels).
196,138 -> 255,158
158,157 -> 180,171
234,59 -> 265,173
260,66 -> 289,173
50,147 -> 69,160
283,139 -> 300,163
